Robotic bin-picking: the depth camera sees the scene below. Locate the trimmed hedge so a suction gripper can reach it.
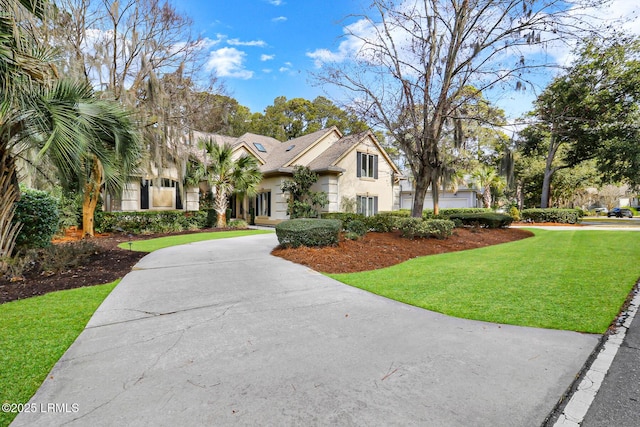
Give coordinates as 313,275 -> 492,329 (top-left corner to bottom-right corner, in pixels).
422,208 -> 492,219
95,210 -> 208,234
13,188 -> 59,249
276,218 -> 342,248
345,219 -> 368,237
397,218 -> 455,240
520,209 -> 582,224
448,212 -> 513,229
321,211 -> 404,233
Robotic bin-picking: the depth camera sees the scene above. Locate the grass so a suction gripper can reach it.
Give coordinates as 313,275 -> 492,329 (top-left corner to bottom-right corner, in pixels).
118,229 -> 272,252
329,229 -> 640,333
0,281 -> 118,427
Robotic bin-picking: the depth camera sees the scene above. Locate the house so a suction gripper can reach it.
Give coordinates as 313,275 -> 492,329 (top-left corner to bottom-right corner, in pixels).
398,178 -> 480,210
110,127 -> 402,226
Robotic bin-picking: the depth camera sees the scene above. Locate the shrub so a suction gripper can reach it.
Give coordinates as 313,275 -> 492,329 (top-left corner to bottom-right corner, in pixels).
276,218 -> 342,248
509,206 -> 521,222
345,219 -> 368,236
13,188 -> 59,249
397,217 -> 455,240
228,219 -> 249,229
520,208 -> 582,224
343,231 -> 362,241
366,212 -> 403,232
448,212 -> 513,229
422,208 -> 491,219
38,241 -> 102,273
95,210 -> 208,234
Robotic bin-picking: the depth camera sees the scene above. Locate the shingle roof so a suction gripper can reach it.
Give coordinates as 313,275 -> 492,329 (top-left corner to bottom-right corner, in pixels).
306,132 -> 366,171
178,127 -> 399,176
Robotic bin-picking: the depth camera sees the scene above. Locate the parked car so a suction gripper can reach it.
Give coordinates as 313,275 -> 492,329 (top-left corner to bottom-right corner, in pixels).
593,207 -> 608,216
607,208 -> 633,218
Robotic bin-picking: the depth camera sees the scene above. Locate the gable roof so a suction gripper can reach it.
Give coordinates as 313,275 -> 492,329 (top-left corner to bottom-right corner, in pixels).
182,127 -> 400,176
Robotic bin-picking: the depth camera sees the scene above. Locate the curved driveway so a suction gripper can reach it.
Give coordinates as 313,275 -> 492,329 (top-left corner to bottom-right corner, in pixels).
13,233 -> 598,426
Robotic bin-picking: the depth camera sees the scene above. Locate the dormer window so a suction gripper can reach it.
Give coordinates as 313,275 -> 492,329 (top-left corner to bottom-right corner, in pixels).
253,142 -> 267,153
286,145 -> 295,151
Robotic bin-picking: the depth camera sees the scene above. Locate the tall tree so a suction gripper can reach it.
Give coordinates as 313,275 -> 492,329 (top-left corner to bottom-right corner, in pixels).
314,0 -> 613,216
522,39 -> 640,207
249,96 -> 370,141
51,0 -> 216,189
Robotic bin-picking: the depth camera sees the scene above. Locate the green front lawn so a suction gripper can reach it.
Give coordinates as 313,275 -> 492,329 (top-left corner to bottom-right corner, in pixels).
329,229 -> 640,333
118,229 -> 272,252
0,281 -> 118,427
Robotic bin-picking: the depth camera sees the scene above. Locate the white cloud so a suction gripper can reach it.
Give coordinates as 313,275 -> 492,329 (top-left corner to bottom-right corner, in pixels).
272,16 -> 287,23
279,67 -> 290,73
205,47 -> 253,79
263,68 -> 273,73
261,54 -> 275,61
267,0 -> 283,5
227,38 -> 267,47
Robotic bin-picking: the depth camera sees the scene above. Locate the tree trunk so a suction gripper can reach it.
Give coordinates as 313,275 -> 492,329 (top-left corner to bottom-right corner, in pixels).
412,172 -> 431,218
431,168 -> 440,216
82,156 -> 103,238
214,187 -> 227,228
0,148 -> 22,269
541,129 -> 560,209
483,184 -> 492,208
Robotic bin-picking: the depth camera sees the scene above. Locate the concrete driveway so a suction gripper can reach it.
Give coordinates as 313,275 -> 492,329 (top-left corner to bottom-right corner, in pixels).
13,233 -> 598,426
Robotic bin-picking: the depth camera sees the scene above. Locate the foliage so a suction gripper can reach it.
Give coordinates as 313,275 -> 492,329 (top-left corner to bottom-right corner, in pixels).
247,96 -> 370,141
520,39 -> 640,207
192,141 -> 262,228
340,196 -> 357,213
313,0 -> 609,216
281,166 -> 328,218
228,219 -> 248,229
397,218 -> 455,240
275,219 -> 342,248
509,206 -> 521,222
448,213 -> 513,229
96,211 -> 208,234
12,189 -> 59,249
422,208 -> 491,219
34,240 -> 102,275
520,209 -> 582,224
345,219 -> 368,237
0,281 -> 118,427
54,189 -> 82,232
329,229 -> 639,333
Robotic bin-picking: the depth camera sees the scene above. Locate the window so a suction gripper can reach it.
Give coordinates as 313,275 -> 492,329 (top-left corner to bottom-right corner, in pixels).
357,195 -> 378,216
357,152 -> 378,179
256,191 -> 271,217
253,142 -> 267,153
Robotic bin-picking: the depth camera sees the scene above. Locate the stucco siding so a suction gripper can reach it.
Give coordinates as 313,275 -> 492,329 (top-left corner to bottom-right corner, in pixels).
335,140 -> 396,213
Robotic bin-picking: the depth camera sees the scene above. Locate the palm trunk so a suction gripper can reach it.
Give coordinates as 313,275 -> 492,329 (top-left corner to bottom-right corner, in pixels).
214,187 -> 227,228
483,184 -> 492,208
0,148 -> 22,270
82,156 -> 103,238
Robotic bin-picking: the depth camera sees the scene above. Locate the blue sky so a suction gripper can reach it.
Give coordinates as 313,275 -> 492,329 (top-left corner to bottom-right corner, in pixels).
177,0 -> 361,114
177,0 -> 640,122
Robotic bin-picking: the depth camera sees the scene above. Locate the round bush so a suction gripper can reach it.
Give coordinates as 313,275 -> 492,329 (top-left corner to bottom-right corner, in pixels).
13,188 -> 60,249
276,218 -> 342,248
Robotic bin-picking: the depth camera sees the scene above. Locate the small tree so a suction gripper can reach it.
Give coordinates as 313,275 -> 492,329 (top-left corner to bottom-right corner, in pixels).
197,141 -> 262,228
281,166 -> 328,218
470,165 -> 506,209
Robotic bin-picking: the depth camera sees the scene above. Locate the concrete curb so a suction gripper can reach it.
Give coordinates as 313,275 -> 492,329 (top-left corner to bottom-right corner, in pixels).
547,282 -> 640,426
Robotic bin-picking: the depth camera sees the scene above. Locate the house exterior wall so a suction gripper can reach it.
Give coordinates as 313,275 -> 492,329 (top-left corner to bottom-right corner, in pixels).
335,141 -> 397,213
399,184 -> 479,211
253,176 -> 288,226
312,175 -> 339,213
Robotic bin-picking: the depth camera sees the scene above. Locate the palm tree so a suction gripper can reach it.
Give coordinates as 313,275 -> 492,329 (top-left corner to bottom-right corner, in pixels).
1,0 -> 140,265
198,140 -> 262,228
470,165 -> 506,209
